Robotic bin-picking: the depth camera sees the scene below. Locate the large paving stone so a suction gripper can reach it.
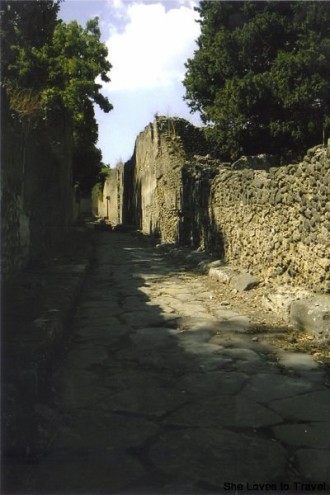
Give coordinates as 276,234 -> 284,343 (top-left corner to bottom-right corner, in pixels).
64,347 -> 109,369
100,385 -> 188,417
20,448 -> 146,494
80,291 -> 119,302
158,313 -> 180,326
272,422 -> 330,449
193,291 -> 216,302
210,334 -> 274,354
134,349 -> 203,374
165,396 -> 282,429
121,302 -> 150,312
241,373 -> 320,403
269,390 -> 330,421
78,306 -> 123,319
53,368 -> 99,391
78,300 -> 120,310
296,449 -> 330,485
149,428 -> 287,484
148,295 -> 179,309
177,329 -> 215,343
213,308 -> 243,319
129,327 -> 180,350
122,295 -> 148,305
150,304 -> 176,315
171,291 -> 203,302
103,369 -> 169,391
122,311 -> 170,329
178,316 -> 220,333
55,412 -> 159,450
114,344 -> 187,369
54,380 -> 109,410
214,318 -> 251,333
219,347 -> 262,363
294,370 -> 327,386
76,312 -> 125,325
277,351 -> 319,371
175,341 -> 237,370
74,322 -> 130,343
178,303 -> 209,316
234,360 -> 271,374
176,371 -> 248,398
179,341 -> 223,356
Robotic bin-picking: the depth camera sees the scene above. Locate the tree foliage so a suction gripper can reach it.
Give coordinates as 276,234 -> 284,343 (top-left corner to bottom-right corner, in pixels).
1,0 -> 113,192
38,18 -> 112,120
1,0 -> 61,117
183,1 -> 330,160
1,0 -> 60,78
72,99 -> 105,194
41,17 -> 113,192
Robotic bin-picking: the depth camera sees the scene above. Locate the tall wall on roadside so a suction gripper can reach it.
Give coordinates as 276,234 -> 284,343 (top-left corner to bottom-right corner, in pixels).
1,91 -> 74,280
124,117 -> 208,241
97,116 -> 330,293
181,150 -> 329,293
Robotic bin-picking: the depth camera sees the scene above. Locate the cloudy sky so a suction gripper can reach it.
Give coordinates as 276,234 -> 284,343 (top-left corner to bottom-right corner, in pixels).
59,0 -> 202,167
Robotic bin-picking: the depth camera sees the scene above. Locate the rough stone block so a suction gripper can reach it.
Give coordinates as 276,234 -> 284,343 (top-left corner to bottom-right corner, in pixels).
208,266 -> 236,283
196,259 -> 222,274
290,295 -> 330,339
262,288 -> 311,321
230,273 -> 259,291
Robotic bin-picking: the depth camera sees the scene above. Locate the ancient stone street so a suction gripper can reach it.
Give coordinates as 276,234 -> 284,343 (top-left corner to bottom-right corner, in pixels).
5,231 -> 330,494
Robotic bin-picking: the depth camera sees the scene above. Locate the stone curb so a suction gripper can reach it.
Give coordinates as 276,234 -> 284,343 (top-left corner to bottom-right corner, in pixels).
156,243 -> 260,291
2,226 -> 94,458
156,242 -> 330,340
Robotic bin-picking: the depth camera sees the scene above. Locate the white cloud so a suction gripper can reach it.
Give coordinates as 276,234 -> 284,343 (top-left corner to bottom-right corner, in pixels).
104,2 -> 200,91
177,0 -> 198,8
111,0 -> 125,8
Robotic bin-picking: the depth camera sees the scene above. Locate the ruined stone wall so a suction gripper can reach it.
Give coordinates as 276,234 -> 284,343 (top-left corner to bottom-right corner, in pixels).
123,116 -> 208,240
92,165 -> 124,225
1,93 -> 74,279
181,146 -> 330,293
96,116 -> 329,293
180,161 -> 224,251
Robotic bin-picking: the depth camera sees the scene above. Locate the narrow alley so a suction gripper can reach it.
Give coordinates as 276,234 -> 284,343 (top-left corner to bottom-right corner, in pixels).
4,230 -> 330,494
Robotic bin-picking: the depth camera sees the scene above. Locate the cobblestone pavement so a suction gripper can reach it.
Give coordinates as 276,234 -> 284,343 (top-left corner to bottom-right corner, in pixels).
5,232 -> 330,494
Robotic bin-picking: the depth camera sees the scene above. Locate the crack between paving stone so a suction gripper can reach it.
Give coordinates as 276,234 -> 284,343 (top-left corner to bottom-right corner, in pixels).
107,395 -> 192,423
